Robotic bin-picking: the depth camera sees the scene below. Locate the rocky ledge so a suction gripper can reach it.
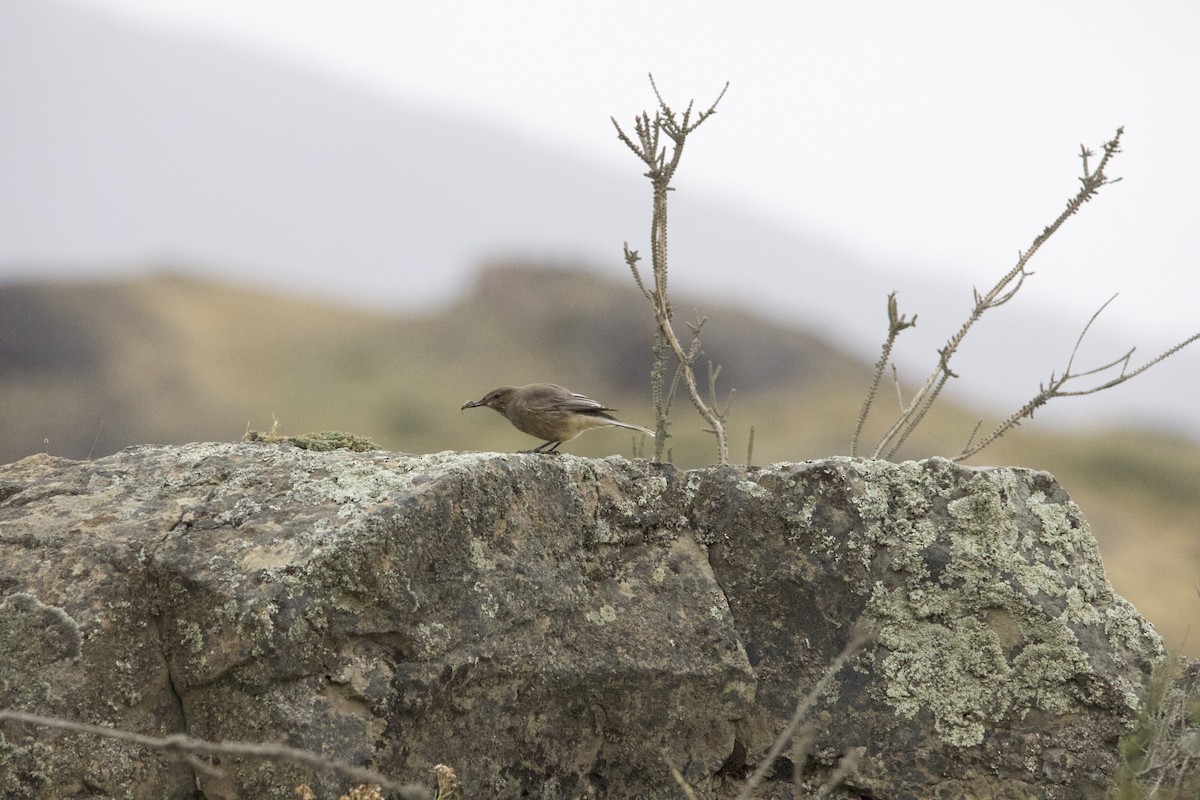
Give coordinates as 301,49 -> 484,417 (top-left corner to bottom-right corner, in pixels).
0,443 -> 1162,798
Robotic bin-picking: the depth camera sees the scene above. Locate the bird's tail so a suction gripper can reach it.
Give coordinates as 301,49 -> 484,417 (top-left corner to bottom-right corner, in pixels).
608,420 -> 655,437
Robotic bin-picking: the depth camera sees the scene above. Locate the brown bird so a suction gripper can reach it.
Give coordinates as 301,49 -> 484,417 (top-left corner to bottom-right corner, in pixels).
461,383 -> 654,453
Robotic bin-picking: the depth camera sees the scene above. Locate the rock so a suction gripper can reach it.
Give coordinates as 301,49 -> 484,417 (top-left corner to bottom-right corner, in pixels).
0,443 -> 1162,798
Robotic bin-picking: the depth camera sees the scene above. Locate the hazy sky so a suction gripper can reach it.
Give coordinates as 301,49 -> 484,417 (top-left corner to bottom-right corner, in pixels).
42,0 -> 1200,346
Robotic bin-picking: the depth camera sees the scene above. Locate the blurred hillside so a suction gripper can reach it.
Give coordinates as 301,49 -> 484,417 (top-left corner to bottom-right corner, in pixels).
5,0 -> 1200,440
1,264 -> 1197,655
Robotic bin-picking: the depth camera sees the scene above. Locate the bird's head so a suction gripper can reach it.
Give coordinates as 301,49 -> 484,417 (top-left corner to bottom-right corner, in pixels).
461,386 -> 517,414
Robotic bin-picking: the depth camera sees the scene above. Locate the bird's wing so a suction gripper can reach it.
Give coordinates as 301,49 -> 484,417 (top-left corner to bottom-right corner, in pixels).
546,391 -> 611,414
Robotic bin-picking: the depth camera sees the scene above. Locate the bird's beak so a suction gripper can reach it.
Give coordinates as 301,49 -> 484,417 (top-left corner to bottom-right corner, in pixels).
461,399 -> 484,410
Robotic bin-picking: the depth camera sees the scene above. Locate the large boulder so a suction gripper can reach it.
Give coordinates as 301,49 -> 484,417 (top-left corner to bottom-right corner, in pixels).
0,443 -> 1162,798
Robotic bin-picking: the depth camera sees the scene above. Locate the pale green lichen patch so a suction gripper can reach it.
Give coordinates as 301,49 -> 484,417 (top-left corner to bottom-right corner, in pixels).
872,583 -> 1104,746
846,459 -> 1163,747
244,429 -> 378,451
736,479 -> 768,499
1027,490 -> 1081,565
585,604 -> 619,625
875,605 -> 1011,747
1104,600 -> 1165,665
287,455 -> 425,507
1065,585 -> 1105,626
468,538 -> 495,573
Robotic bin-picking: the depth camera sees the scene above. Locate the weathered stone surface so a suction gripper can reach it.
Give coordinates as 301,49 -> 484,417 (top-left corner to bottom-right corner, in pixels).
0,443 -> 1162,798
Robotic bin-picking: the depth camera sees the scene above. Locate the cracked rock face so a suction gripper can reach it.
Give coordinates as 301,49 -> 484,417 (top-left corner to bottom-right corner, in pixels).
0,443 -> 1162,798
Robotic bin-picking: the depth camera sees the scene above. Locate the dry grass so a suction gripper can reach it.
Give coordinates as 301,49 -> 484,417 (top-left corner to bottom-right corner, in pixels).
1112,655 -> 1200,799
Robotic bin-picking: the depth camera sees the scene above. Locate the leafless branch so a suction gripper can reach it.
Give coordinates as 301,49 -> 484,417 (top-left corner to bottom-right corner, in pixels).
952,297 -> 1200,462
734,621 -> 877,800
615,75 -> 732,463
852,292 -> 916,456
664,752 -> 705,800
816,747 -> 867,798
0,709 -> 433,800
860,128 -> 1150,461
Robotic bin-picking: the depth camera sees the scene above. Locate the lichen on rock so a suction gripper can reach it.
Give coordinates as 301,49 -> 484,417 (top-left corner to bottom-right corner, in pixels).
0,443 -> 1162,799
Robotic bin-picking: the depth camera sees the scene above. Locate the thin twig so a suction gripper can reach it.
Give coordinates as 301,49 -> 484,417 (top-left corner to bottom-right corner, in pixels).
852,292 -> 915,457
816,747 -> 867,797
86,420 -> 104,460
615,76 -> 731,463
953,297 -> 1200,462
734,623 -> 876,800
869,128 -> 1126,460
664,752 -> 705,800
0,709 -> 432,800
790,723 -> 818,791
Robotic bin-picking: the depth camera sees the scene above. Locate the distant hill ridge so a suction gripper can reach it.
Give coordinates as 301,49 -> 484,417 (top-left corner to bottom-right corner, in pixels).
2,265 -> 1199,656
0,265 -> 862,464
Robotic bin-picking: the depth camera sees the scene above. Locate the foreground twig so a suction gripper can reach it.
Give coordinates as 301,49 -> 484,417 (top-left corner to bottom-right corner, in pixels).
664,752 -> 704,800
0,709 -> 432,800
1115,653 -> 1200,797
816,747 -> 867,797
734,622 -> 877,800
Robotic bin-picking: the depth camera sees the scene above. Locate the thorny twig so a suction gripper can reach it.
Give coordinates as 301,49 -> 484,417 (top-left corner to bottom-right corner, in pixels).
616,75 -> 731,464
875,130 -> 1128,459
872,130 -> 1126,460
852,292 -> 916,456
856,127 -> 1196,461
953,297 -> 1200,461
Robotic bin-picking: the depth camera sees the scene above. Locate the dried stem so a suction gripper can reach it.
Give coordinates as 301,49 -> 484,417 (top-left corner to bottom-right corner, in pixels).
664,753 -> 705,800
627,245 -> 674,455
0,708 -> 432,799
864,128 -> 1132,460
615,75 -> 731,464
852,292 -> 916,456
953,297 -> 1200,462
734,622 -> 877,800
817,747 -> 867,797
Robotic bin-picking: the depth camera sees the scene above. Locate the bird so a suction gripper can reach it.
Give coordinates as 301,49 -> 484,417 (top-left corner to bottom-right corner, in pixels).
461,383 -> 654,454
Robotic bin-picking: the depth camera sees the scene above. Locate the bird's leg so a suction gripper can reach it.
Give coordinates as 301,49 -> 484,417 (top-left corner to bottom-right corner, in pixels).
521,440 -> 562,454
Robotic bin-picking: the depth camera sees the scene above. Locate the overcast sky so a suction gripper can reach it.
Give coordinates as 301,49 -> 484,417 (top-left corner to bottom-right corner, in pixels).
36,0 -> 1200,348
